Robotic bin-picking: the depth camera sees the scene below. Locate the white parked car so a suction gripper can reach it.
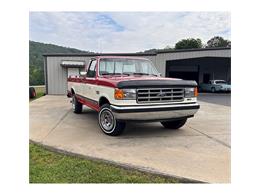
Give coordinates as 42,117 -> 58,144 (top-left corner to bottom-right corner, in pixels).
199,80 -> 231,93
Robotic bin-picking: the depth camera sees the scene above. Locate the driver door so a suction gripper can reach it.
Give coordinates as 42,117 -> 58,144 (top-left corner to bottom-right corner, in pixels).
81,59 -> 97,101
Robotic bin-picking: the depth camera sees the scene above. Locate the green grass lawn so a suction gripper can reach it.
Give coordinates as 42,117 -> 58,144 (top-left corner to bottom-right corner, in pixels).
29,143 -> 179,183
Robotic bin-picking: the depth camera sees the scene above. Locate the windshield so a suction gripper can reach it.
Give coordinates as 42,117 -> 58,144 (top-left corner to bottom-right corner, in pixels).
215,80 -> 227,84
99,58 -> 159,76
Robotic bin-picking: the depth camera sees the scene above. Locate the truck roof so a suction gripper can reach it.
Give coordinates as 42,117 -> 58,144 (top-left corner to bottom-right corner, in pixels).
94,56 -> 150,60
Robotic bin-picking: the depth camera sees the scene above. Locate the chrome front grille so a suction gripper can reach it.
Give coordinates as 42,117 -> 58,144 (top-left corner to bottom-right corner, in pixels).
137,88 -> 184,103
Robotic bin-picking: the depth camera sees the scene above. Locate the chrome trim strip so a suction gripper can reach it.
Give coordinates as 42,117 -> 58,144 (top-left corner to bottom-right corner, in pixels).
111,103 -> 200,121
111,102 -> 199,111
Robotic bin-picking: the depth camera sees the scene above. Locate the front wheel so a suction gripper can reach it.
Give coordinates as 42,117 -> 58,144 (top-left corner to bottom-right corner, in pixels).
211,87 -> 216,93
161,119 -> 187,129
72,95 -> 82,114
98,104 -> 126,136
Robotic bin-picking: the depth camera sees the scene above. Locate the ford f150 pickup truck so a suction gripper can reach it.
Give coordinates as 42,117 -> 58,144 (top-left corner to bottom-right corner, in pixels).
67,56 -> 200,136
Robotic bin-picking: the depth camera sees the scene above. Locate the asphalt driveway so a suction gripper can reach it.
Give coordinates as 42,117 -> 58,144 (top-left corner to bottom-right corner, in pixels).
30,95 -> 231,183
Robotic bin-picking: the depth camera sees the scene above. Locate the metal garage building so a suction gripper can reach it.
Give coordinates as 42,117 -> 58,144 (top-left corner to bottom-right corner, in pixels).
43,47 -> 231,95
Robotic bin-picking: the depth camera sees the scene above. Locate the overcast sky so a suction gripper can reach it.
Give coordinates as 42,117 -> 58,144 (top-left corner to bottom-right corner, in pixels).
29,12 -> 230,53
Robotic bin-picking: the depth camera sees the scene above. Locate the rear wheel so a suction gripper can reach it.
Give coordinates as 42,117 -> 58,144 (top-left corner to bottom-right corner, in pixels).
98,104 -> 126,136
161,119 -> 187,129
211,87 -> 216,93
72,95 -> 82,114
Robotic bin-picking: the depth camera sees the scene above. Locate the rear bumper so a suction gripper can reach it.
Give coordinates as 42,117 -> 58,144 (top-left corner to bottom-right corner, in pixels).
110,103 -> 200,121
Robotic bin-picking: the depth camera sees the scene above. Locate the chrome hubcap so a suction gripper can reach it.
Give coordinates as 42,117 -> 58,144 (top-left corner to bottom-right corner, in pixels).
100,110 -> 114,131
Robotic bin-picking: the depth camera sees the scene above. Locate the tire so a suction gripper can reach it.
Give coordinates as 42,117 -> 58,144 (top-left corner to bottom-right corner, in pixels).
211,87 -> 216,93
161,119 -> 187,129
29,87 -> 36,99
72,95 -> 82,114
98,104 -> 126,136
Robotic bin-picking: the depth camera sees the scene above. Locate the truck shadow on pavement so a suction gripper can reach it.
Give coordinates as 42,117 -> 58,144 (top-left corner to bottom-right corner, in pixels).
123,122 -> 185,138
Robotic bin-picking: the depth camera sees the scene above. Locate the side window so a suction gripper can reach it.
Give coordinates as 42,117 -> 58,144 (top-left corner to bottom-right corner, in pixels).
87,60 -> 97,78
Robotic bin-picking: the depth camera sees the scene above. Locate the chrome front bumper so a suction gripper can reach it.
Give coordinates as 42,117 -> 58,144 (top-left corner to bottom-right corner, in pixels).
110,103 -> 200,121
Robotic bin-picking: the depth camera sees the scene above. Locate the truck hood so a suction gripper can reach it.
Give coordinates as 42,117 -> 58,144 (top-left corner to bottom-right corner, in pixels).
98,76 -> 197,88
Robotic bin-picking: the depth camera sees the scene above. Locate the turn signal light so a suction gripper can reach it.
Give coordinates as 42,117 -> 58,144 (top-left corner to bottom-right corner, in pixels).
194,87 -> 198,97
114,89 -> 124,99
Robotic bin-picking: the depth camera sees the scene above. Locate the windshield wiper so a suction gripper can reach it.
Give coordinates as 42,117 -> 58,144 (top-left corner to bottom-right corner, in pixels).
101,73 -> 131,76
101,72 -> 158,77
100,73 -> 111,75
122,72 -> 152,76
131,72 -> 158,77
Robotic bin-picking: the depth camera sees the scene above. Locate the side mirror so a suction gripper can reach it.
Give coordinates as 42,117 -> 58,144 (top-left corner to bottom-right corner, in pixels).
80,71 -> 87,76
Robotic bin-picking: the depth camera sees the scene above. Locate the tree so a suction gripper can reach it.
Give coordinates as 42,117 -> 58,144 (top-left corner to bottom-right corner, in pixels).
142,48 -> 157,53
164,45 -> 173,49
29,41 -> 90,86
29,65 -> 44,85
175,38 -> 202,50
206,36 -> 231,48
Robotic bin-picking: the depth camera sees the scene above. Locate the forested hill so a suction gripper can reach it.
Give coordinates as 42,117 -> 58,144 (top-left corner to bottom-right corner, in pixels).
29,41 -> 90,85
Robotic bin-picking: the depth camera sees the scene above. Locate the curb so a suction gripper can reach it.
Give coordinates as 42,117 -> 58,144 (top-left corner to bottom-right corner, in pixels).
30,139 -> 206,183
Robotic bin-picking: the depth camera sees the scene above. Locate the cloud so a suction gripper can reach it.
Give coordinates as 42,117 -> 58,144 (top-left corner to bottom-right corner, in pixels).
29,12 -> 230,52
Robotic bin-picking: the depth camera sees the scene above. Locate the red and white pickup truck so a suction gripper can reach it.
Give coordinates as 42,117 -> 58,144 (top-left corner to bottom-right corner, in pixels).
67,56 -> 200,136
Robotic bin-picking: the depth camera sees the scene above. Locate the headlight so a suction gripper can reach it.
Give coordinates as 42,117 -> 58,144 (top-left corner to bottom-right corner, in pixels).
114,89 -> 136,100
185,87 -> 198,98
